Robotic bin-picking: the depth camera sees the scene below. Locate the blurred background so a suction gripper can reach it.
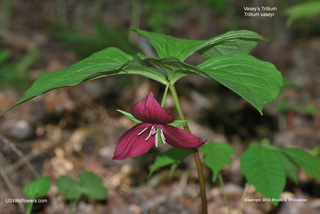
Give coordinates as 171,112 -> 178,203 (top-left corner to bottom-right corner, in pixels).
0,0 -> 319,213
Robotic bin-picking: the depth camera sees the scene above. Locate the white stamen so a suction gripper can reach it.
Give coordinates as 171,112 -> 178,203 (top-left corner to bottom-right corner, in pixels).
142,126 -> 162,147
160,128 -> 166,144
137,127 -> 148,136
155,132 -> 158,147
144,125 -> 159,142
145,126 -> 154,141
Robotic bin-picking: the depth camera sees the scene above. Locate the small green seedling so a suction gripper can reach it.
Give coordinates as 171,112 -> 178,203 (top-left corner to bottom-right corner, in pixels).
23,176 -> 50,214
240,139 -> 320,205
56,171 -> 108,214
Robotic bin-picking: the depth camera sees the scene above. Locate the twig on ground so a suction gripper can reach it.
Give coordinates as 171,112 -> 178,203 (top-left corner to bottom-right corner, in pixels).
0,135 -> 39,178
0,152 -> 25,212
4,149 -> 42,174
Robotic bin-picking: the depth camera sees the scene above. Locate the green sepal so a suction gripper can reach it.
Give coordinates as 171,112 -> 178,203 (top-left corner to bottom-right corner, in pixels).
117,109 -> 187,127
117,109 -> 142,123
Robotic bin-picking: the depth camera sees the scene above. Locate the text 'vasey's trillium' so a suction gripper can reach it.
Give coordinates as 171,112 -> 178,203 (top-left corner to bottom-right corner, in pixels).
113,92 -> 206,160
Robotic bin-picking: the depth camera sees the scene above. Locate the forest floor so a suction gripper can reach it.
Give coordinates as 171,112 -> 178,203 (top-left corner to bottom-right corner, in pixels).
0,1 -> 319,214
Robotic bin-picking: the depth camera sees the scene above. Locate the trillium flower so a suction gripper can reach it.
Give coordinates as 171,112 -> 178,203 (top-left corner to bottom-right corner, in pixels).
113,92 -> 206,160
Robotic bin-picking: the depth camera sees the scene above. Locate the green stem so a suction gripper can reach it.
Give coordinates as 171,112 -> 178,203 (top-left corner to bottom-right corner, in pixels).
169,83 -> 208,214
169,84 -> 188,130
70,197 -> 79,214
218,174 -> 232,214
161,83 -> 169,107
26,201 -> 33,214
239,183 -> 249,210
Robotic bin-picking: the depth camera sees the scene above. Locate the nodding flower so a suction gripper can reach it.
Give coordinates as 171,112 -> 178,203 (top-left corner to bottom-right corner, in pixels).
113,92 -> 206,160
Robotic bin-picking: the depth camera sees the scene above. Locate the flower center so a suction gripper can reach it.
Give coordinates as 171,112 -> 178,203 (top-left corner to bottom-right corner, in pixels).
137,125 -> 167,147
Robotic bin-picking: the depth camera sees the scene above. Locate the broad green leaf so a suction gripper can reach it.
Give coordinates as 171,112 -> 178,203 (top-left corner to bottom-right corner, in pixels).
24,176 -> 50,199
1,47 -> 167,116
79,172 -> 108,200
250,140 -> 299,183
201,142 -> 236,181
133,28 -> 203,61
149,147 -> 193,177
198,38 -> 259,58
198,54 -> 283,114
282,148 -> 320,179
240,146 -> 286,205
195,30 -> 266,59
278,152 -> 299,184
133,28 -> 265,61
56,176 -> 82,200
284,2 -> 320,27
117,109 -> 187,127
139,54 -> 209,83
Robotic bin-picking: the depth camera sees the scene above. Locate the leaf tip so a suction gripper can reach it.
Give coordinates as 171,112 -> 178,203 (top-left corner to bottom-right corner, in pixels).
130,27 -> 138,32
148,169 -> 155,179
259,110 -> 264,116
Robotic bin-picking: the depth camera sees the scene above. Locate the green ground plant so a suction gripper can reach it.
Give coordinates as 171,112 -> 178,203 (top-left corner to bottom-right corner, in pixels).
23,177 -> 50,214
23,172 -> 107,214
56,171 -> 108,214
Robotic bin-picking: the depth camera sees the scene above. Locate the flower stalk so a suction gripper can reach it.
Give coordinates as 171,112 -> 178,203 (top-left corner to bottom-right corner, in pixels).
161,83 -> 170,107
169,83 -> 208,214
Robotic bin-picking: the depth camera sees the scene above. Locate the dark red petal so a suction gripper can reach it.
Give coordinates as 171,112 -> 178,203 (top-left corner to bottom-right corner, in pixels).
132,92 -> 174,124
113,123 -> 155,160
161,125 -> 206,149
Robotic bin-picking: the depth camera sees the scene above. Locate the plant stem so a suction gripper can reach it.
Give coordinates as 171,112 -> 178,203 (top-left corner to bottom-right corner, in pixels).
218,174 -> 232,214
161,83 -> 169,107
192,148 -> 208,214
239,183 -> 249,210
169,83 -> 208,214
26,200 -> 34,214
70,197 -> 79,214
